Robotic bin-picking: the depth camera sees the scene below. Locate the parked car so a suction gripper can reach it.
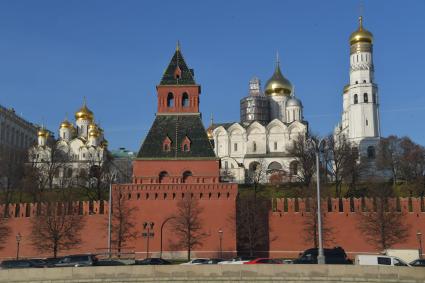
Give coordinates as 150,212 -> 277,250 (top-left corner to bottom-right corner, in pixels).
44,257 -> 63,267
1,259 -> 46,269
244,258 -> 282,264
135,258 -> 171,265
54,254 -> 99,267
181,258 -> 210,265
218,256 -> 257,264
410,259 -> 425,267
207,258 -> 225,264
96,260 -> 126,266
293,247 -> 352,264
355,255 -> 411,267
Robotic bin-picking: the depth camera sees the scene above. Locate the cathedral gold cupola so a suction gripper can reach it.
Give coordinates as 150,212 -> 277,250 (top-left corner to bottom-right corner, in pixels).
349,16 -> 374,46
264,55 -> 293,96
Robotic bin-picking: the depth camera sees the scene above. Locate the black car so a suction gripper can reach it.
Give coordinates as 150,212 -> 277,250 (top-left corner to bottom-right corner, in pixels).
54,254 -> 99,267
135,258 -> 171,265
293,247 -> 352,264
1,259 -> 46,269
410,259 -> 425,267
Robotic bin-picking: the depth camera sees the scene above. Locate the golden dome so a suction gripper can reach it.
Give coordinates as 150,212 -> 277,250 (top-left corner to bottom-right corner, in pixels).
264,62 -> 292,96
75,100 -> 94,121
60,119 -> 72,129
207,126 -> 214,139
37,128 -> 49,137
349,16 -> 373,45
88,124 -> 100,138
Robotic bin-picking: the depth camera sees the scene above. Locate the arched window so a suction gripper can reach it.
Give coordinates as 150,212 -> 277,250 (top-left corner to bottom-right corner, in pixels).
268,162 -> 282,172
367,146 -> 375,159
182,171 -> 192,183
363,80 -> 367,83
354,94 -> 358,104
290,161 -> 298,175
253,141 -> 257,152
364,93 -> 368,103
182,92 -> 189,107
159,171 -> 169,183
167,92 -> 174,107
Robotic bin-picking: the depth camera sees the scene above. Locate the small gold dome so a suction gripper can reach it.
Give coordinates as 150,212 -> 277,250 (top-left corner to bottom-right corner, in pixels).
207,126 -> 214,139
349,16 -> 373,45
88,124 -> 100,138
264,63 -> 292,96
60,119 -> 72,129
38,128 -> 49,137
75,101 -> 94,121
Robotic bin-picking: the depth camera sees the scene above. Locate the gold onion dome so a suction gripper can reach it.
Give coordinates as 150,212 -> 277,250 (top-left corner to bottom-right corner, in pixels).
60,119 -> 72,129
75,100 -> 94,121
89,124 -> 100,137
38,127 -> 49,137
207,126 -> 214,139
264,61 -> 293,96
349,16 -> 373,45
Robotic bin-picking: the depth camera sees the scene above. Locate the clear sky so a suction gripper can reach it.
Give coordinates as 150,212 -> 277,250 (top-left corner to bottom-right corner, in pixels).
0,0 -> 424,151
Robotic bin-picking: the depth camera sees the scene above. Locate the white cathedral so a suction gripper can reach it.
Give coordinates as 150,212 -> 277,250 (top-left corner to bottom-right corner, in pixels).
208,16 -> 381,184
208,59 -> 308,184
29,101 -> 108,188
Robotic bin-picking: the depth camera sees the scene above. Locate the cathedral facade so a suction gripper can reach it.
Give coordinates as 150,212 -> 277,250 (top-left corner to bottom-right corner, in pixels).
334,16 -> 381,160
29,102 -> 108,188
208,60 -> 308,184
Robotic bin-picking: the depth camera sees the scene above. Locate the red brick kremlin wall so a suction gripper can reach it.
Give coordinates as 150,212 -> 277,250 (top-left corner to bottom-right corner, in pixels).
269,197 -> 425,258
1,196 -> 424,260
0,182 -> 237,260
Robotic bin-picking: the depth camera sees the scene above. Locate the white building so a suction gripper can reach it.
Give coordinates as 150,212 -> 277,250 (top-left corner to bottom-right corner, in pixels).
334,16 -> 380,159
208,60 -> 308,183
29,101 -> 108,188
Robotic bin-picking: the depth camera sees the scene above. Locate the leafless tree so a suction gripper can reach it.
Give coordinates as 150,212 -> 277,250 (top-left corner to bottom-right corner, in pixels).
236,192 -> 270,257
170,194 -> 208,261
358,186 -> 410,251
376,135 -> 403,186
30,194 -> 86,258
323,134 -> 357,197
0,149 -> 25,204
287,134 -> 317,187
110,188 -> 138,255
0,217 -> 11,250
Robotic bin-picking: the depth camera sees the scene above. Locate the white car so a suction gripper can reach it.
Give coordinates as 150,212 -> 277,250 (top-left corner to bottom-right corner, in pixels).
355,255 -> 411,267
180,258 -> 210,265
218,256 -> 257,264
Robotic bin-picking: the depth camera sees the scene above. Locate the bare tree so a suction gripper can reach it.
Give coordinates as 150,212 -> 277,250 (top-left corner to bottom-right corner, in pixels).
110,188 -> 137,255
287,134 -> 317,187
236,192 -> 270,257
170,194 -> 207,261
324,134 -> 356,197
0,149 -> 25,204
30,195 -> 86,258
376,135 -> 403,186
358,186 -> 410,251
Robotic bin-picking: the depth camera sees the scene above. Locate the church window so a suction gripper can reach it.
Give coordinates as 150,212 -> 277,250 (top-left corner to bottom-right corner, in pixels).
367,146 -> 376,159
290,161 -> 298,175
364,93 -> 368,103
182,92 -> 189,107
274,142 -> 277,150
234,143 -> 238,151
167,92 -> 174,107
366,119 -> 368,126
354,94 -> 358,104
363,80 -> 367,83
253,141 -> 257,152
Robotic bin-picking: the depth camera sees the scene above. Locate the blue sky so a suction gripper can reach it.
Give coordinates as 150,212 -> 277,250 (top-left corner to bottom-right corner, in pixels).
0,0 -> 424,151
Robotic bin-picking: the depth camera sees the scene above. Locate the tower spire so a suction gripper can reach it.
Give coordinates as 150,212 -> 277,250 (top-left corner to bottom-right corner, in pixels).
210,113 -> 214,126
275,51 -> 280,68
176,40 -> 180,51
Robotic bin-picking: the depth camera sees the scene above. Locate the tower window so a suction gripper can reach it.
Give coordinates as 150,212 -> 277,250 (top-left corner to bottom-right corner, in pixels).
163,136 -> 172,152
366,119 -> 368,126
274,142 -> 277,150
355,81 -> 358,84
363,80 -> 367,83
354,94 -> 358,104
181,136 -> 191,152
167,92 -> 174,107
182,92 -> 189,107
364,93 -> 368,103
234,143 -> 238,151
253,141 -> 257,152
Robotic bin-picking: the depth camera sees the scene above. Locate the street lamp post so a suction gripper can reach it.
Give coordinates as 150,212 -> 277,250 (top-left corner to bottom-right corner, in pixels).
143,222 -> 154,259
417,231 -> 423,259
107,173 -> 116,259
16,233 -> 22,260
160,217 -> 175,259
218,229 -> 223,258
308,137 -> 326,265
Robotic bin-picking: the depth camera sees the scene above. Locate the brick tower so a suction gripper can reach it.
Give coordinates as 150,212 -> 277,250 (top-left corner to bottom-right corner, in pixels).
134,44 -> 220,184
